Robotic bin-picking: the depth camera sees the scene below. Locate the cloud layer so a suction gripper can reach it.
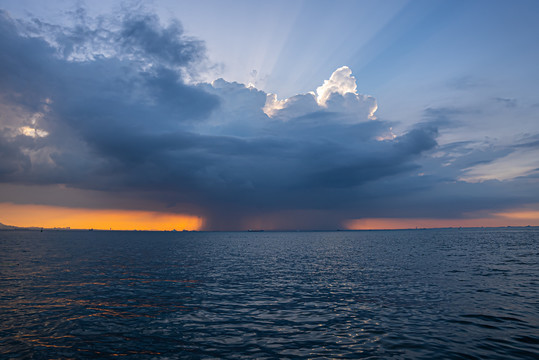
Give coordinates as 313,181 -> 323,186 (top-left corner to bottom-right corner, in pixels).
0,9 -> 538,230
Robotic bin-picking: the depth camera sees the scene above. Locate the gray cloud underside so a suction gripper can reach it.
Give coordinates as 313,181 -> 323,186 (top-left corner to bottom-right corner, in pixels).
1,9 -> 538,230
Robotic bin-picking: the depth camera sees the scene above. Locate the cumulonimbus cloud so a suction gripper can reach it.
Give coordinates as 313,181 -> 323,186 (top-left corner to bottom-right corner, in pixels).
1,9 -> 537,230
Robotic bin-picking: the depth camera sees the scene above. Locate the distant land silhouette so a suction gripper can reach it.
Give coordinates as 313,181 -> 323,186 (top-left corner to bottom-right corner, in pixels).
0,222 -> 72,231
0,222 -> 20,230
0,222 -> 42,230
0,221 -> 537,232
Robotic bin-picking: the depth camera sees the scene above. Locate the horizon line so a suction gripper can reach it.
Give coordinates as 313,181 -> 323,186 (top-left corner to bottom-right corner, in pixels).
1,223 -> 537,233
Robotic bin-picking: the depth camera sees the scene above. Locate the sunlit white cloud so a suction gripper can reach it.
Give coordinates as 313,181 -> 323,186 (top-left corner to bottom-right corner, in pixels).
316,66 -> 357,106
18,126 -> 49,138
263,66 -> 377,122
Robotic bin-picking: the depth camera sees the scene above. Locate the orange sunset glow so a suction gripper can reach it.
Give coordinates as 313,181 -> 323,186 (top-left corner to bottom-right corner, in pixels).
0,202 -> 202,231
345,211 -> 539,230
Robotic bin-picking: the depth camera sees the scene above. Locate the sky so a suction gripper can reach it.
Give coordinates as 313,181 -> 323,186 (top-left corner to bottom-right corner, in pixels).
0,0 -> 538,230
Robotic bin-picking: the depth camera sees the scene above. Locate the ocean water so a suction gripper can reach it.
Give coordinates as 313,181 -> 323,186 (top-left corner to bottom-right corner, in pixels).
0,229 -> 537,359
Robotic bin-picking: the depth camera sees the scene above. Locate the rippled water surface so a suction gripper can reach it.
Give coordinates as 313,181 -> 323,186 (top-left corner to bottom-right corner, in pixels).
1,229 -> 538,359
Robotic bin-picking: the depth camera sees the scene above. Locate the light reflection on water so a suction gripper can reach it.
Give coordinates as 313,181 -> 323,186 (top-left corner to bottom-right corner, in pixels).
0,229 -> 538,358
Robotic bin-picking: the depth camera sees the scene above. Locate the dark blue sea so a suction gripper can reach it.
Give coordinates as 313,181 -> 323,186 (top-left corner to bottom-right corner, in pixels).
1,229 -> 538,359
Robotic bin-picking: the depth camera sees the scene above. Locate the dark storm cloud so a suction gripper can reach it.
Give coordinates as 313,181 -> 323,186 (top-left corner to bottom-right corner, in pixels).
0,9 -> 217,181
120,14 -> 204,67
1,9 -> 537,229
0,136 -> 29,176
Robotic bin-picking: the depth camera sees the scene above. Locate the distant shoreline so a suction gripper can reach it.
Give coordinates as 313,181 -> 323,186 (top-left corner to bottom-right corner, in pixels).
1,222 -> 537,233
